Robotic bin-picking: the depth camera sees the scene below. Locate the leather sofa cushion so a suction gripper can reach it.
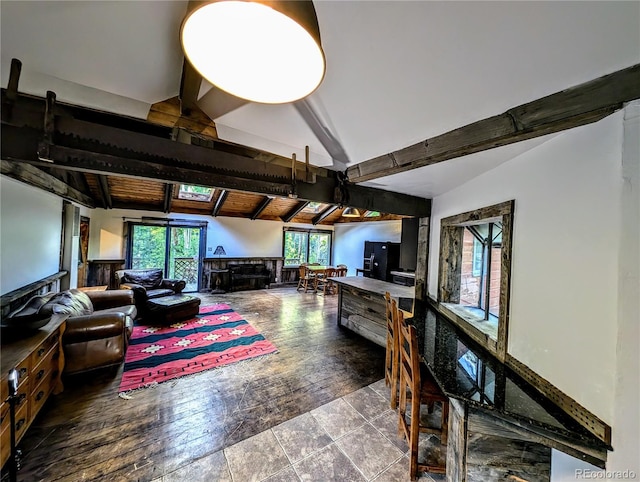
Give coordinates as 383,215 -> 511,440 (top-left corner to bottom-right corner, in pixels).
40,289 -> 93,317
146,288 -> 177,299
122,269 -> 163,289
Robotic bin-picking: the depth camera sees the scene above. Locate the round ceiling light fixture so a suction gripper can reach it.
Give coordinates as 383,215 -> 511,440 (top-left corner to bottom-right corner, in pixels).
181,1 -> 326,104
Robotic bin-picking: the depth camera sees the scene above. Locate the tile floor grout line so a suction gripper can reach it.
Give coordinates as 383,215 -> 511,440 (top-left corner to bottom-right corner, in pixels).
330,439 -> 372,482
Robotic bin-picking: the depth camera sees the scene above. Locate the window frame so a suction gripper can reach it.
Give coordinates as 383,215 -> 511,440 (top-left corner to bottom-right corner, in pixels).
437,200 -> 514,361
283,227 -> 333,267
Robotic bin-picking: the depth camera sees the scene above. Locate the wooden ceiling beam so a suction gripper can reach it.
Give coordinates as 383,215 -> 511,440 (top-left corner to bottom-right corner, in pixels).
312,205 -> 339,225
346,63 -> 640,183
163,183 -> 174,213
97,174 -> 112,209
250,196 -> 273,220
0,91 -> 431,217
282,201 -> 309,223
212,190 -> 228,216
1,159 -> 95,208
179,59 -> 202,116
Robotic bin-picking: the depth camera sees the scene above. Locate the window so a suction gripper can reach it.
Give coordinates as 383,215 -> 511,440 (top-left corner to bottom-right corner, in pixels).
283,228 -> 332,266
301,202 -> 327,214
364,210 -> 381,218
178,184 -> 214,202
438,200 -> 514,361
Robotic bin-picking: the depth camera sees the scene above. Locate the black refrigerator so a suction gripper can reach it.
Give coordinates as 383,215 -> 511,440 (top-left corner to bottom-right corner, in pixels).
363,241 -> 400,281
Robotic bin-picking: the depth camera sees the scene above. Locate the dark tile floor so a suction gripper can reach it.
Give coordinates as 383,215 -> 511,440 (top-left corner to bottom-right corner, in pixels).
155,379 -> 445,482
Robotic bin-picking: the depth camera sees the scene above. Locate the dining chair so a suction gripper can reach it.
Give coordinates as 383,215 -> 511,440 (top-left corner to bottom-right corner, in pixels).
336,264 -> 348,277
315,267 -> 338,295
397,306 -> 449,479
296,264 -> 315,293
384,292 -> 400,409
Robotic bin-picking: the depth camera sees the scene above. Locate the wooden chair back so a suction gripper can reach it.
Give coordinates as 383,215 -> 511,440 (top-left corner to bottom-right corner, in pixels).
385,293 -> 400,409
397,305 -> 449,478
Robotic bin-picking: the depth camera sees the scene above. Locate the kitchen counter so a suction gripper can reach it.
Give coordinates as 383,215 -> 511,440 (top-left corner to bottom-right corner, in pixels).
331,276 -> 414,346
410,299 -> 610,471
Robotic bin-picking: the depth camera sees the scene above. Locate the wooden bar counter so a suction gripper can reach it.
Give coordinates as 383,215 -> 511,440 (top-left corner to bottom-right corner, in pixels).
331,276 -> 413,347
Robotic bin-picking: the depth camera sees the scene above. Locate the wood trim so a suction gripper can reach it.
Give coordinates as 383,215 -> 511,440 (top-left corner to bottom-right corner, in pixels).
282,201 -> 309,223
506,354 -> 612,448
438,200 -> 514,361
312,205 -> 338,225
346,63 -> 640,183
0,271 -> 67,317
97,174 -> 112,209
212,190 -> 228,216
250,196 -> 273,220
1,160 -> 95,208
414,217 -> 430,301
441,200 -> 513,227
163,183 -> 173,213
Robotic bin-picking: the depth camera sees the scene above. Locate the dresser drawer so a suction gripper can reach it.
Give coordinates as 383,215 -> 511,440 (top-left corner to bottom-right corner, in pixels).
31,369 -> 56,417
30,343 -> 59,393
0,402 -> 29,468
0,385 -> 29,434
30,331 -> 59,369
0,357 -> 30,402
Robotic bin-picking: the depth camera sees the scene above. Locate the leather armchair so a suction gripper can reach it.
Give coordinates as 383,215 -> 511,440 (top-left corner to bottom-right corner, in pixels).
114,268 -> 186,312
29,289 -> 137,375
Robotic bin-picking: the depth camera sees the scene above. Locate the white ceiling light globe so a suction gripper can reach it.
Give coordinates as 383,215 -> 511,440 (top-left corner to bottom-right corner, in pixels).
181,1 -> 326,104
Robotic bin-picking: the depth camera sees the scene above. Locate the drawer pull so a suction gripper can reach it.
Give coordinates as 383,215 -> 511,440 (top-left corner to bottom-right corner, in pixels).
35,391 -> 45,402
36,369 -> 46,380
17,393 -> 26,405
19,367 -> 27,377
37,348 -> 46,357
16,418 -> 25,431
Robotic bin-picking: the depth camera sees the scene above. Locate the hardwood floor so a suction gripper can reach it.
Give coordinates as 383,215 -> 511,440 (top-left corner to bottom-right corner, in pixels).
11,287 -> 385,482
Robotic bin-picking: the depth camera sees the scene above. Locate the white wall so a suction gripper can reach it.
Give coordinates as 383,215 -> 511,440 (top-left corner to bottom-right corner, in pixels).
428,112 -> 632,477
86,208 -> 332,261
608,101 -> 640,476
0,177 -> 63,294
428,113 -> 622,422
333,220 -> 401,275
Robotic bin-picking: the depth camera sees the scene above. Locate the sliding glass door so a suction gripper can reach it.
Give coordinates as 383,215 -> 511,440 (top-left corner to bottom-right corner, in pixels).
129,223 -> 205,292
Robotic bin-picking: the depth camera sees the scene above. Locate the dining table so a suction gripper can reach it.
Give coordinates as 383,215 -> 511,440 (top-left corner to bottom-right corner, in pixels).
305,265 -> 336,293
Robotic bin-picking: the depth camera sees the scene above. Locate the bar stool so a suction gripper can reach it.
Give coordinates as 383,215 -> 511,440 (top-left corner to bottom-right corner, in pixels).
384,292 -> 400,409
397,308 -> 449,479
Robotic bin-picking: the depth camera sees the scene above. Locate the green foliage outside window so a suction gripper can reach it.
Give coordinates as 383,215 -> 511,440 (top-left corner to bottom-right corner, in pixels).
284,230 -> 331,266
131,225 -> 200,274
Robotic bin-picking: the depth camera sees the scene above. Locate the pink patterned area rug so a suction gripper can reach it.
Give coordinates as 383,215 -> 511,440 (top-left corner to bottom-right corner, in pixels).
119,303 -> 277,393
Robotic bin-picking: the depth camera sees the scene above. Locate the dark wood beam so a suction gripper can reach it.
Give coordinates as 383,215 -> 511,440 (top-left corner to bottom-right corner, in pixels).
346,63 -> 640,183
282,201 -> 309,223
163,183 -> 174,213
250,196 -> 273,220
1,159 -> 95,208
97,174 -> 112,209
67,169 -> 92,195
312,205 -> 338,225
0,90 -> 431,217
212,190 -> 228,216
179,59 -> 202,116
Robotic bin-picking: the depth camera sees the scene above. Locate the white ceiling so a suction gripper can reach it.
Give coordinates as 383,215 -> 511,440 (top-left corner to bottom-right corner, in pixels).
1,1 -> 638,199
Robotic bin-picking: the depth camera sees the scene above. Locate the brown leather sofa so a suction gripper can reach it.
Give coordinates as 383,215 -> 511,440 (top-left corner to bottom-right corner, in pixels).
23,289 -> 137,375
114,268 -> 186,315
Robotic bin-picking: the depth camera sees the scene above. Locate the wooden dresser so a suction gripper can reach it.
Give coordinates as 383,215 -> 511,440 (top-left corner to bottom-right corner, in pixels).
1,314 -> 66,468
